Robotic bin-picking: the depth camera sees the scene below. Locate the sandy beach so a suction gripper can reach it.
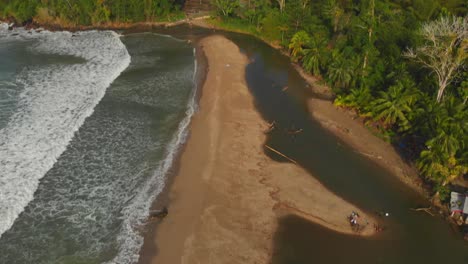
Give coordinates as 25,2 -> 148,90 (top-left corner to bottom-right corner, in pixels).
144,35 -> 376,264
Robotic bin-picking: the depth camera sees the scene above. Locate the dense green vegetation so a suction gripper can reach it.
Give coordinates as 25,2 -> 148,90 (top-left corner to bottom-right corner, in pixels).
0,0 -> 184,25
211,0 -> 467,199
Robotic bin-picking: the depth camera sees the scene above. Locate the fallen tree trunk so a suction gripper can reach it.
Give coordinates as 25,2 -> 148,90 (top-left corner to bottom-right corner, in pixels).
410,207 -> 434,216
265,145 -> 297,164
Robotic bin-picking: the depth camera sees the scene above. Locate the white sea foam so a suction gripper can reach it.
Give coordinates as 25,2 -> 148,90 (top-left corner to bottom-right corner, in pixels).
0,22 -> 7,31
106,48 -> 199,264
0,27 -> 131,238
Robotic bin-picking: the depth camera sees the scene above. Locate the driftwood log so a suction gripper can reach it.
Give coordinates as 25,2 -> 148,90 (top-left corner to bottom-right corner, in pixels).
287,128 -> 303,135
265,145 -> 297,164
150,207 -> 168,219
410,207 -> 434,216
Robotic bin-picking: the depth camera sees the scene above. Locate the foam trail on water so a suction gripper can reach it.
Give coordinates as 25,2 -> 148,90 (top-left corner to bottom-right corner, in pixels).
107,48 -> 199,264
0,26 -> 131,238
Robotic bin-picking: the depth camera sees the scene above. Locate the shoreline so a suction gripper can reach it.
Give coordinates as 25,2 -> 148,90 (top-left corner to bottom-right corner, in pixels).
141,35 -> 377,264
137,41 -> 209,264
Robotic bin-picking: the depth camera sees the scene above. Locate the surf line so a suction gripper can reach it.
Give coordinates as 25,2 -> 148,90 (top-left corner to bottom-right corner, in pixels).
0,29 -> 131,238
106,46 -> 200,264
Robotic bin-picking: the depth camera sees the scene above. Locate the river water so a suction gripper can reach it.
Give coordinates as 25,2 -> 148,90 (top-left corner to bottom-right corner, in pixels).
224,33 -> 468,263
0,26 -> 196,264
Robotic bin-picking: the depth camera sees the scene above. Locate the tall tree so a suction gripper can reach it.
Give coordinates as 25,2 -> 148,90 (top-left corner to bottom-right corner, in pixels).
276,0 -> 285,13
404,15 -> 468,103
212,0 -> 239,17
323,0 -> 346,33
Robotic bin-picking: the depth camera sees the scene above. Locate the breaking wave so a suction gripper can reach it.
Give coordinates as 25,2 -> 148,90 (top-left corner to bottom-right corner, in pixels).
0,25 -> 131,238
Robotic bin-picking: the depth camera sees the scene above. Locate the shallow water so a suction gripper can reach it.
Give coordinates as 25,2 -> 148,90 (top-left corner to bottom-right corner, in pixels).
0,29 -> 196,264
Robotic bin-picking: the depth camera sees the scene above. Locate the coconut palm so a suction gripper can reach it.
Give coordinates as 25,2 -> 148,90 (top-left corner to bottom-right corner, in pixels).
334,86 -> 373,113
414,96 -> 467,185
370,81 -> 419,131
418,144 -> 467,186
288,30 -> 311,62
302,37 -> 328,76
326,52 -> 355,90
323,0 -> 346,33
429,98 -> 467,157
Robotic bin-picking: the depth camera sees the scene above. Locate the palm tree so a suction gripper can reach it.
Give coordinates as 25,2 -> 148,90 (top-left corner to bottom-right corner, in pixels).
414,96 -> 467,185
370,81 -> 419,131
323,0 -> 346,33
418,147 -> 444,182
326,52 -> 355,90
302,37 -> 328,76
418,144 -> 467,186
288,31 -> 311,62
334,86 -> 373,113
430,98 -> 467,157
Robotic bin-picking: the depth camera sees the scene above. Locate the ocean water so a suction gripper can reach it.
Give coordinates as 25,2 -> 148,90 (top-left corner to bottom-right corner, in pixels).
0,26 -> 196,264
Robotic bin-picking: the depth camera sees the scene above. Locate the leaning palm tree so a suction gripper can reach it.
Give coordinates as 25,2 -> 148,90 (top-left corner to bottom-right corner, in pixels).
288,31 -> 311,62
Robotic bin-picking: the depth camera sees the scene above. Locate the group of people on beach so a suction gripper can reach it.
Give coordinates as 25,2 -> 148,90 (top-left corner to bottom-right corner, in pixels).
348,211 -> 364,233
349,211 -> 360,226
348,210 -> 387,233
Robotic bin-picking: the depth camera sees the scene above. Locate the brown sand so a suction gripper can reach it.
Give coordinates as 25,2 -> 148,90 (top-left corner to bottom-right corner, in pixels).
147,36 -> 376,264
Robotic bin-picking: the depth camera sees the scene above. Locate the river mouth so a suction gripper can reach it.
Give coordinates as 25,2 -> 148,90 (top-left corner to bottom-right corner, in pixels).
152,25 -> 468,263
1,24 -> 467,263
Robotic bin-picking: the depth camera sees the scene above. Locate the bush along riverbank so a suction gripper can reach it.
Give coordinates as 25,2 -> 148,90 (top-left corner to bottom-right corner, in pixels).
206,1 -> 467,202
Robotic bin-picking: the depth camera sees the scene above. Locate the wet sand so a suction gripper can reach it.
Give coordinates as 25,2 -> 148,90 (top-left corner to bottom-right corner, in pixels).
145,35 -> 376,264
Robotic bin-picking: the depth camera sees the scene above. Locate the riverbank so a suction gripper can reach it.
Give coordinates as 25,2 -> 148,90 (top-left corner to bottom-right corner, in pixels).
189,18 -> 429,199
142,35 -> 377,263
